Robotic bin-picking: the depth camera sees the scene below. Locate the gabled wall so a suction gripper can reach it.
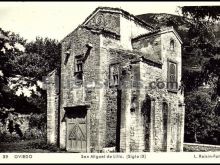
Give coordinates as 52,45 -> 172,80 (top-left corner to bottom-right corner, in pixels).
60,27 -> 102,150
85,11 -> 120,35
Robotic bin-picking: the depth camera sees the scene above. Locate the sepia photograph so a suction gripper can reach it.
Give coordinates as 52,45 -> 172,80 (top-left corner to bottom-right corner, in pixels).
0,1 -> 220,163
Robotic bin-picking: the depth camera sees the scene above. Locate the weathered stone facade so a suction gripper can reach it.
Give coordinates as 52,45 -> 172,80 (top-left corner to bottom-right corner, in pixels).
46,7 -> 185,152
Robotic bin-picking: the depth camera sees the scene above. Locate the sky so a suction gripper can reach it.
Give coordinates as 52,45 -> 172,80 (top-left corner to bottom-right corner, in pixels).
0,2 -> 219,42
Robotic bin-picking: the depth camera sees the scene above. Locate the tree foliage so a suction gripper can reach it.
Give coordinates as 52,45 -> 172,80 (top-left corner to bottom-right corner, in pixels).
0,28 -> 61,114
181,6 -> 220,96
9,37 -> 61,79
182,6 -> 220,21
25,37 -> 61,78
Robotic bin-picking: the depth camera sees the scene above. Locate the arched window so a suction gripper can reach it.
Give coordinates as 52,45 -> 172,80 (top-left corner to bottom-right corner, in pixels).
167,61 -> 178,91
170,39 -> 175,51
170,63 -> 176,81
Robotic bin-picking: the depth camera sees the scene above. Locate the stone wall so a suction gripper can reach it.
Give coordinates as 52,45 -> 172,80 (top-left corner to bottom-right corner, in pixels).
0,113 -> 30,136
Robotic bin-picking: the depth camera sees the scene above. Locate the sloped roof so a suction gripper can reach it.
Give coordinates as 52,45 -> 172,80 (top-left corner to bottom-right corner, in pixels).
132,27 -> 183,44
109,48 -> 162,66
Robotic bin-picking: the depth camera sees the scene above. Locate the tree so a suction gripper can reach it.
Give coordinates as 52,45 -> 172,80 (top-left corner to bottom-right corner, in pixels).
0,29 -> 26,78
181,6 -> 220,145
184,91 -> 220,144
10,37 -> 61,114
182,69 -> 204,92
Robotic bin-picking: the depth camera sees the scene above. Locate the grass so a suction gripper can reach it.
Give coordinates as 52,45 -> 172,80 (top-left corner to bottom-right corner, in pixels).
1,139 -> 220,153
0,139 -> 63,153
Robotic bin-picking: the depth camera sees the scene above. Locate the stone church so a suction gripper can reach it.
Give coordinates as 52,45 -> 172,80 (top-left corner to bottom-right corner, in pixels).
46,7 -> 185,153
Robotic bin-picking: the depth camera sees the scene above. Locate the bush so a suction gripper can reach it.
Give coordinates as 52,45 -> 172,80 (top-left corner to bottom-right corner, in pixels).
23,128 -> 46,140
29,113 -> 46,130
25,113 -> 47,140
0,132 -> 21,143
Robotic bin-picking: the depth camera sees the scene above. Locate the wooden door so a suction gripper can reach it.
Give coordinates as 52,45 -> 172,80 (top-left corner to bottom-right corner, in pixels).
66,109 -> 87,152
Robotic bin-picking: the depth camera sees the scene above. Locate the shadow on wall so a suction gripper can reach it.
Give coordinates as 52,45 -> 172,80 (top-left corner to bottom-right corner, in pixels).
141,95 -> 151,152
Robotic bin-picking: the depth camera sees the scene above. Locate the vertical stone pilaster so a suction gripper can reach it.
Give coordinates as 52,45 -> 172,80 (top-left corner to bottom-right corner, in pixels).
119,64 -> 132,153
59,115 -> 66,149
136,90 -> 144,152
96,87 -> 107,153
178,103 -> 185,152
153,99 -> 160,152
86,108 -> 91,153
149,98 -> 155,152
47,70 -> 59,145
166,103 -> 172,152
